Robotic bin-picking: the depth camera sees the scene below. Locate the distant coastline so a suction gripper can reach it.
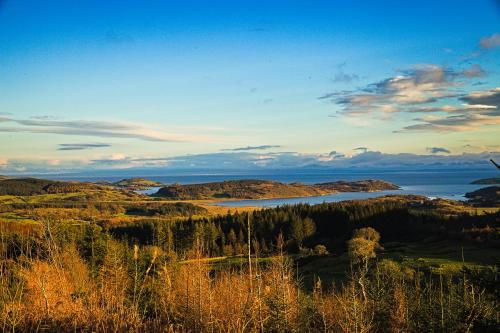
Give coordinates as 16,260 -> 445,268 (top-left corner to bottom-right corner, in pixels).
2,169 -> 496,205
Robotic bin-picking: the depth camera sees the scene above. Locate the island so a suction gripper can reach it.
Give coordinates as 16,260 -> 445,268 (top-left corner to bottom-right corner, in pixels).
112,178 -> 164,190
153,179 -> 399,200
315,179 -> 400,192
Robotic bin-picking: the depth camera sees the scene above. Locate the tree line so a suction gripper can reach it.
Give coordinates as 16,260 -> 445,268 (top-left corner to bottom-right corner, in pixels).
108,200 -> 500,258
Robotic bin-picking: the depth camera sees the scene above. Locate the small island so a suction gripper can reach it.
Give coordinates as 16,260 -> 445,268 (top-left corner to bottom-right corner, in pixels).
153,179 -> 399,200
315,179 -> 400,192
112,178 -> 164,190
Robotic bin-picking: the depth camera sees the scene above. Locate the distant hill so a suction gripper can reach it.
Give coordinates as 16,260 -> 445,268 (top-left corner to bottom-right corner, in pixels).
0,177 -> 103,196
470,178 -> 500,185
465,186 -> 500,207
154,179 -> 399,200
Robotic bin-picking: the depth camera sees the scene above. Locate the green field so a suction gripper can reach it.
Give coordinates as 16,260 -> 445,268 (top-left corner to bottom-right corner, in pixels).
199,239 -> 499,290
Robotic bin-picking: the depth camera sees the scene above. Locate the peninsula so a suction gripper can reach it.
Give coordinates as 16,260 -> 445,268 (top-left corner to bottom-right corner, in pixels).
153,179 -> 399,200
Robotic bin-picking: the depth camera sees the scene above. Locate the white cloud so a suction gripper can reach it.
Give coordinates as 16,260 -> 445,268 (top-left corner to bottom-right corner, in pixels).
479,33 -> 500,49
321,64 -> 464,117
461,64 -> 486,78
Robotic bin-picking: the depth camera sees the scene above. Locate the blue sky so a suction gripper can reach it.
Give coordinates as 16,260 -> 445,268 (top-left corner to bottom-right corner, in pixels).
0,1 -> 499,172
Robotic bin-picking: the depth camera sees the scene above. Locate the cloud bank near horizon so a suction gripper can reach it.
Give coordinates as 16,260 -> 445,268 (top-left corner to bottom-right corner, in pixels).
2,149 -> 499,174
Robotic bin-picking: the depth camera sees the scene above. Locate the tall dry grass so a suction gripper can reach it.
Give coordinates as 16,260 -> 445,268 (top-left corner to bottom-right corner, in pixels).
0,223 -> 497,332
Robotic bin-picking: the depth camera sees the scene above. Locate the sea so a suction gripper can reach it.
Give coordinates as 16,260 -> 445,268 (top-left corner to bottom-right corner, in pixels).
35,168 -> 499,208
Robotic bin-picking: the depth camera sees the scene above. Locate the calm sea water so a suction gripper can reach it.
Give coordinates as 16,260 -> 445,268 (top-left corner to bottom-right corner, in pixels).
40,169 -> 498,207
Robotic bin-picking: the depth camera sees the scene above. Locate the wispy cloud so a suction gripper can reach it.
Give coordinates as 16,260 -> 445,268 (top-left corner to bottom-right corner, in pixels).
405,103 -> 496,113
459,87 -> 500,111
332,63 -> 359,83
354,147 -> 369,153
89,155 -> 175,168
400,87 -> 500,132
461,64 -> 486,78
58,143 -> 111,151
221,145 -> 281,152
320,61 -> 493,119
0,117 -> 206,142
328,151 -> 345,158
319,36 -> 499,134
401,113 -> 500,132
14,119 -> 134,130
426,147 -> 450,154
333,72 -> 359,83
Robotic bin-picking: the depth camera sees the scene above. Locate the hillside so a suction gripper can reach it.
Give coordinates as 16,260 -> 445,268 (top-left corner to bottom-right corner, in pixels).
0,177 -> 105,196
154,179 -> 399,200
465,186 -> 500,207
470,177 -> 500,185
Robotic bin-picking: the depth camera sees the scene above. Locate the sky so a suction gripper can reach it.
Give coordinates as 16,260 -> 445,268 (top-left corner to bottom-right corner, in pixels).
0,0 -> 499,173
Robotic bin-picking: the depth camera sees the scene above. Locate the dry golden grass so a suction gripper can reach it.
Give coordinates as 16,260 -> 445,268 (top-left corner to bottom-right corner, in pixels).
196,201 -> 261,216
1,238 -> 497,332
